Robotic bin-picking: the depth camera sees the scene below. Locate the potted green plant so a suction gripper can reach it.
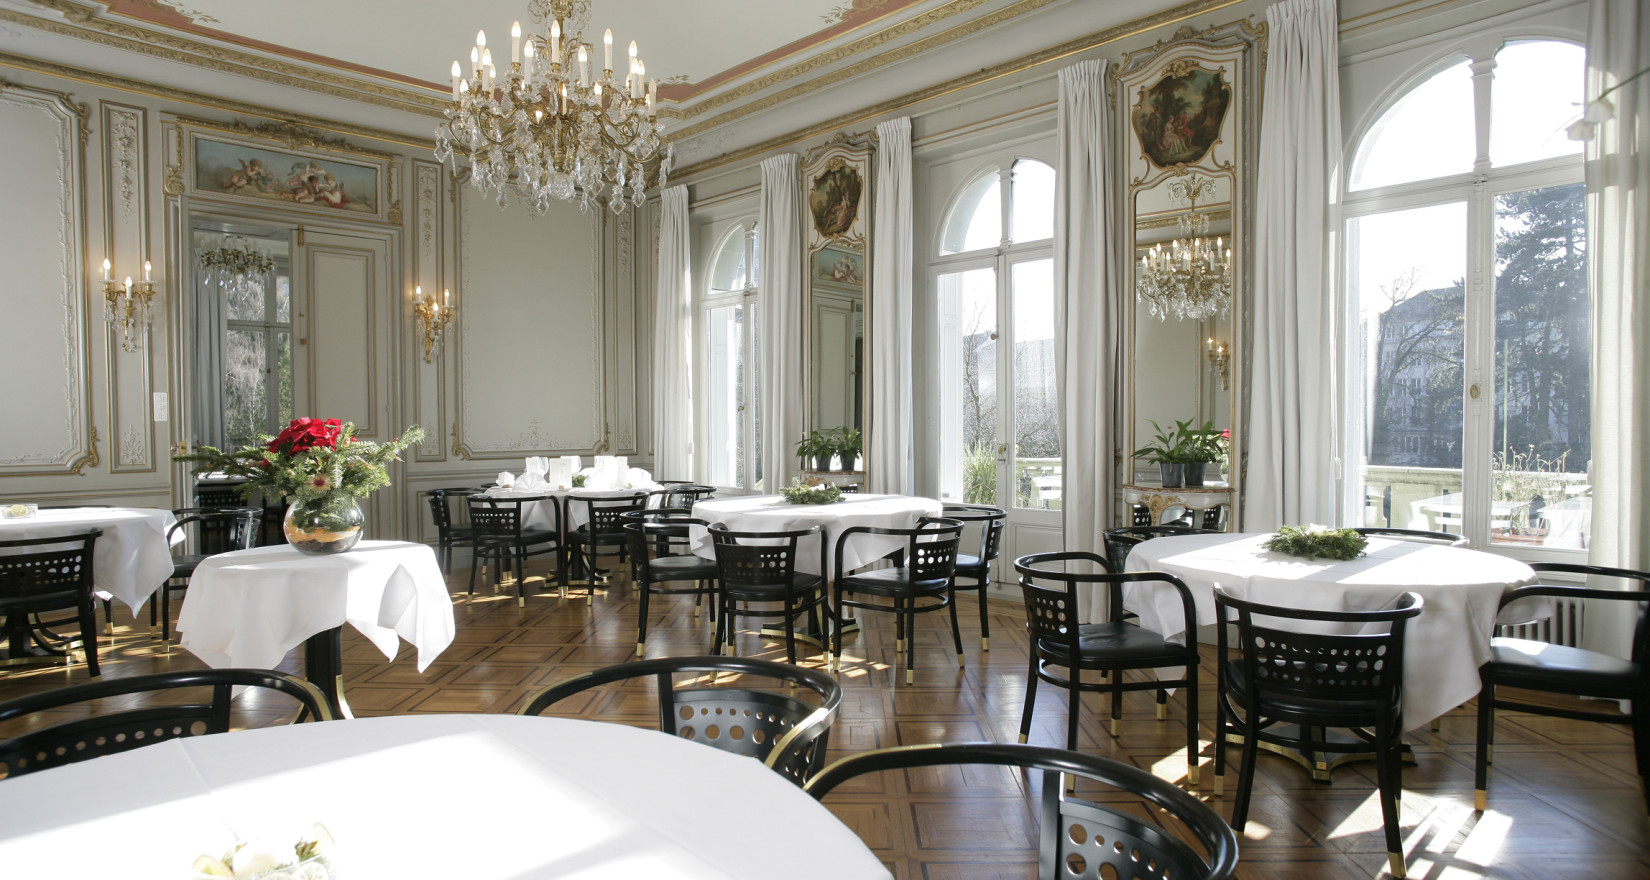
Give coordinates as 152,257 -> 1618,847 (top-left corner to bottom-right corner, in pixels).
834,428 -> 862,472
795,430 -> 834,472
1132,418 -> 1219,488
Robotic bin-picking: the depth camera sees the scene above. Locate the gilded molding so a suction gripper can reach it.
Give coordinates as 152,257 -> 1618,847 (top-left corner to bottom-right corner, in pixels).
0,52 -> 437,152
668,0 -> 1244,146
174,115 -> 397,161
71,426 -> 100,475
671,0 -> 1247,180
7,1 -> 445,115
103,100 -> 156,474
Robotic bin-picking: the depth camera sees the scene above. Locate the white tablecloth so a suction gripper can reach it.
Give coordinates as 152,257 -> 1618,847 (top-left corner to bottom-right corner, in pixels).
0,506 -> 177,613
1121,532 -> 1537,727
689,493 -> 944,577
0,713 -> 890,879
177,541 -> 455,672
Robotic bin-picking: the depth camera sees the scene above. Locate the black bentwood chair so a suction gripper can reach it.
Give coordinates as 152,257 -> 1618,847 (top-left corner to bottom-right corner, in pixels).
941,503 -> 1006,652
1476,562 -> 1650,815
1214,587 -> 1423,879
832,518 -> 965,683
424,487 -> 485,575
1101,524 -> 1210,573
708,524 -> 829,665
566,494 -> 649,585
466,495 -> 563,605
623,514 -> 719,656
805,742 -> 1240,880
1014,551 -> 1201,780
1352,527 -> 1468,546
519,655 -> 842,786
154,507 -> 261,643
0,668 -> 333,780
0,530 -> 102,678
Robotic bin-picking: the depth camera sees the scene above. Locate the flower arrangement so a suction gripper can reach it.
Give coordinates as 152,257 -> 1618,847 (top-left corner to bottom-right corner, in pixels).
778,479 -> 843,505
175,418 -> 424,553
192,822 -> 334,879
1263,525 -> 1367,561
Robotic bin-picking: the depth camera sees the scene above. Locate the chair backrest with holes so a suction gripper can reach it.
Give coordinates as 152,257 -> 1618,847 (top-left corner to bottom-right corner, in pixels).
467,497 -> 525,544
0,531 -> 100,615
709,525 -> 817,591
518,655 -> 843,786
0,669 -> 333,780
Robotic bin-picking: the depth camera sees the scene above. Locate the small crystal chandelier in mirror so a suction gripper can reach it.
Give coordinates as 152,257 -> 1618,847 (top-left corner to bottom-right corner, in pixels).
435,0 -> 669,215
1137,174 -> 1232,322
199,235 -> 275,312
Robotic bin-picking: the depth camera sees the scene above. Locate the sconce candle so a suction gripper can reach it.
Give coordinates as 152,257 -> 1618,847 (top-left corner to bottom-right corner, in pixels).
413,285 -> 456,364
102,259 -> 156,352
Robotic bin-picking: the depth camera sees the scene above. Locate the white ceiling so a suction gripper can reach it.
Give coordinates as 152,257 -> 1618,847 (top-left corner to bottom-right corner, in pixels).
103,0 -> 950,99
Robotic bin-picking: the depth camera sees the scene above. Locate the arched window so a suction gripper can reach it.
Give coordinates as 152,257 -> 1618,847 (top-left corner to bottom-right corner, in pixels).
697,220 -> 762,490
1343,38 -> 1590,550
932,156 -> 1060,518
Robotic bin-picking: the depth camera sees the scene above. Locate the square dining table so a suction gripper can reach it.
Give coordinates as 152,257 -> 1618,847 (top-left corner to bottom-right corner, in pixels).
177,540 -> 455,717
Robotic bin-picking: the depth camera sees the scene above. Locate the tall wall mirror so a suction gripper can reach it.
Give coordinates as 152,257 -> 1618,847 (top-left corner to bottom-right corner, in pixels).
801,132 -> 874,478
1116,21 -> 1262,530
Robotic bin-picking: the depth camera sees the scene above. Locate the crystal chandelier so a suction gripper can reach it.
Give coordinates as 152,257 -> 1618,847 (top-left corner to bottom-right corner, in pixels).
199,234 -> 275,306
1137,175 -> 1232,322
435,0 -> 670,215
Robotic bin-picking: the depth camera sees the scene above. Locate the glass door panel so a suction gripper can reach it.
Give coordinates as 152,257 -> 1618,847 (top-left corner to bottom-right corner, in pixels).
1010,258 -> 1059,510
937,267 -> 1000,505
224,328 -> 268,450
703,302 -> 745,489
1346,202 -> 1467,533
1490,182 -> 1590,547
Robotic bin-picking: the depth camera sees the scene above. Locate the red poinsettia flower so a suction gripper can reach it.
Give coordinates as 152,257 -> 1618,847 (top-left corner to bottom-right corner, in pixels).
269,418 -> 343,455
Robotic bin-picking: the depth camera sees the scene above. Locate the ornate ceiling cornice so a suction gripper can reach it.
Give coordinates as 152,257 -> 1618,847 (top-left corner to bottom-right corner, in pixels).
8,0 -> 446,116
0,51 -> 436,151
671,0 -> 1248,180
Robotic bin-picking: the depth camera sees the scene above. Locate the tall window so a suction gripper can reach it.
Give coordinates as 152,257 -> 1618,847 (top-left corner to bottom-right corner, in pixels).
207,232 -> 293,450
935,158 -> 1059,511
697,221 -> 763,490
1345,40 -> 1590,550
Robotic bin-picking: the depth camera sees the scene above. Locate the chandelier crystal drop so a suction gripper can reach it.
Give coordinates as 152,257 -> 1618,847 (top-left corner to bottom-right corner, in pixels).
435,0 -> 670,215
1136,174 -> 1233,322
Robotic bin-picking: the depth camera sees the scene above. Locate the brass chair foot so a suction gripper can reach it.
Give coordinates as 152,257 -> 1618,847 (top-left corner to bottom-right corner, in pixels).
896,638 -> 905,653
1474,789 -> 1486,811
1018,733 -> 1029,744
905,669 -> 914,685
1157,703 -> 1167,721
981,637 -> 989,651
1388,852 -> 1406,878
1213,775 -> 1224,797
1109,718 -> 1120,737
1188,764 -> 1199,785
957,654 -> 966,668
517,596 -> 525,607
636,642 -> 645,656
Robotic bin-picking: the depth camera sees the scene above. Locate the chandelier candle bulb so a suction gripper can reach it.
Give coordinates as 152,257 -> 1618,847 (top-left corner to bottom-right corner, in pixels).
603,29 -> 612,72
476,29 -> 485,48
550,20 -> 560,64
450,61 -> 460,98
511,21 -> 521,64
577,45 -> 588,86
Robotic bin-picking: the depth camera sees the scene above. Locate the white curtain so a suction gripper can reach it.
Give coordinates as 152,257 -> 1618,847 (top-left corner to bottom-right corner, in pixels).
651,185 -> 692,480
1055,60 -> 1123,621
1244,0 -> 1340,530
868,117 -> 914,495
1583,0 -> 1649,658
758,154 -> 805,491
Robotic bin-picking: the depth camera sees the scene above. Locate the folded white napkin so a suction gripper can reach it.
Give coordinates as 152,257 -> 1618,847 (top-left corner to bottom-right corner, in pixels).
545,458 -> 575,490
516,471 -> 550,491
495,471 -> 516,488
625,467 -> 655,489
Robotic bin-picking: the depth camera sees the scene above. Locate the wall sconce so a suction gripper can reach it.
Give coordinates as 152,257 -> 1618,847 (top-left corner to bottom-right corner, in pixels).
412,285 -> 454,364
102,257 -> 155,352
1206,337 -> 1230,390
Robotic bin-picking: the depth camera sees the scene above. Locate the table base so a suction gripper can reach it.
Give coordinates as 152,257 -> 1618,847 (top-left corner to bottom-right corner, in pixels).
759,618 -> 858,649
1219,726 -> 1416,785
303,626 -> 352,719
1,613 -> 80,669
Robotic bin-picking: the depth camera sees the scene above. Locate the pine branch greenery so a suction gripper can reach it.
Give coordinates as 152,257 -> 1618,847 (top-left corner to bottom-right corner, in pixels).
778,479 -> 843,505
1263,525 -> 1367,561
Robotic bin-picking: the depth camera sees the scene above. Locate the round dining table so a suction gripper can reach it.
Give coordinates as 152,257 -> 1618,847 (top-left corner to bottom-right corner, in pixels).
688,493 -> 944,578
0,713 -> 891,879
0,505 -> 177,613
1121,531 -> 1538,729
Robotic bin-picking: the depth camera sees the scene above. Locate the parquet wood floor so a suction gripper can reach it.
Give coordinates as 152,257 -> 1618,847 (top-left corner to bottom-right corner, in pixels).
2,560 -> 1645,879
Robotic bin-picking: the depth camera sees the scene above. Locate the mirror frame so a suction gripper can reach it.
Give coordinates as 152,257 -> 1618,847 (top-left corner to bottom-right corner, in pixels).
800,131 -> 876,476
1114,20 -> 1264,529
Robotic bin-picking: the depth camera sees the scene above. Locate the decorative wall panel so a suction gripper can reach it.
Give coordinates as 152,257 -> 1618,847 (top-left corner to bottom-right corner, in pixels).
411,160 -> 445,461
103,102 -> 155,472
455,190 -> 604,457
0,83 -> 94,475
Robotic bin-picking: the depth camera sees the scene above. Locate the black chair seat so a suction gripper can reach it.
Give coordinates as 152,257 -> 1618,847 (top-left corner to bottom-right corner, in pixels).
839,567 -> 950,598
646,554 -> 719,580
1222,659 -> 1386,723
1035,621 -> 1189,667
171,554 -> 210,579
1487,637 -> 1640,692
724,572 -> 824,601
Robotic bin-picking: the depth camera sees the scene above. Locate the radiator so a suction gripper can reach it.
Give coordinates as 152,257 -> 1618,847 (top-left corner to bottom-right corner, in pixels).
1497,595 -> 1585,647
